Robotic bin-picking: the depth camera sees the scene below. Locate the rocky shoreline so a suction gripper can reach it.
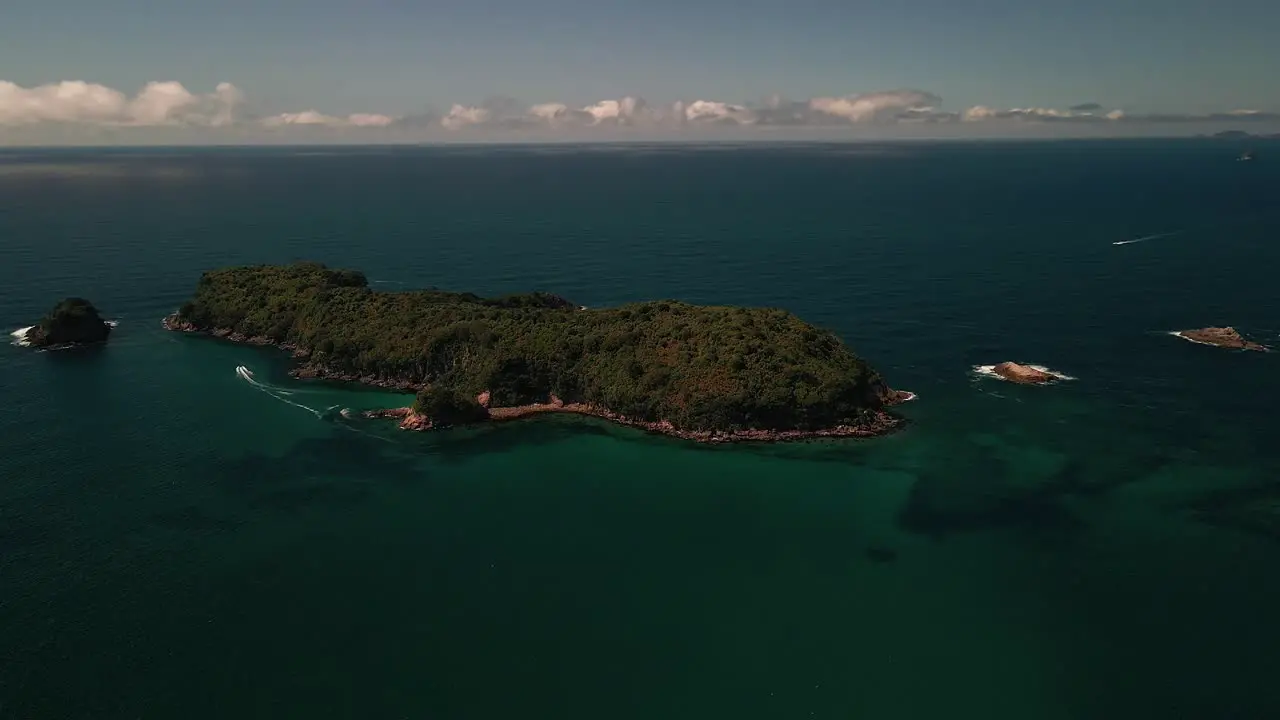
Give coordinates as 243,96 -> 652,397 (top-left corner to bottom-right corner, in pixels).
164,313 -> 911,444
360,394 -> 908,444
162,315 -> 424,392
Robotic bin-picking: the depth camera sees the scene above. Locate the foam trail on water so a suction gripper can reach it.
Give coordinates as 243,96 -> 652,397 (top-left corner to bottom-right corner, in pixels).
9,326 -> 34,347
232,365 -> 343,396
234,365 -> 294,395
1114,230 -> 1184,246
235,365 -> 321,417
234,367 -> 395,441
333,413 -> 396,443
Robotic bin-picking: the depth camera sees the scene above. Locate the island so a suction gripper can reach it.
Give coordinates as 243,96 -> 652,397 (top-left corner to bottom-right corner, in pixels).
1173,327 -> 1269,352
20,298 -> 113,348
163,262 -> 913,442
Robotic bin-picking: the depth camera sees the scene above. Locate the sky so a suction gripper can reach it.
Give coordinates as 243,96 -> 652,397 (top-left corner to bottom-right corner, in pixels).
2,0 -> 1279,142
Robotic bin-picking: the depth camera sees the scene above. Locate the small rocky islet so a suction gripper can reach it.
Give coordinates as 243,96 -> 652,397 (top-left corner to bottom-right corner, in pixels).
979,325 -> 1269,387
988,362 -> 1066,385
18,298 -> 113,348
163,262 -> 914,443
1173,326 -> 1269,352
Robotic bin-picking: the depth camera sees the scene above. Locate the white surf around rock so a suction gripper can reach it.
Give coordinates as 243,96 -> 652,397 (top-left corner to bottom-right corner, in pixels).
972,364 -> 1076,382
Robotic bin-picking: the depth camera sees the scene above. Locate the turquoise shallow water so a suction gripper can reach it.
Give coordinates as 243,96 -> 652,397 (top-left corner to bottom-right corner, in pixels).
2,140 -> 1280,718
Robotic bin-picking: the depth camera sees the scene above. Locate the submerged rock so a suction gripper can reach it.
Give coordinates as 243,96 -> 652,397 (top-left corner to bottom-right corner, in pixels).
361,407 -> 433,431
864,545 -> 898,564
1187,483 -> 1280,541
1174,327 -> 1269,352
22,298 -> 112,348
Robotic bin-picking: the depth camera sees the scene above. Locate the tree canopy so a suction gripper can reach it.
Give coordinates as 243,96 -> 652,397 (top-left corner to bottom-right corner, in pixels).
175,262 -> 895,431
26,297 -> 111,346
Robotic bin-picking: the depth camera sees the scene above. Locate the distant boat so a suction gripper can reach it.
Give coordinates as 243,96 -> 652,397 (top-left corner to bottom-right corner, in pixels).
1238,149 -> 1255,161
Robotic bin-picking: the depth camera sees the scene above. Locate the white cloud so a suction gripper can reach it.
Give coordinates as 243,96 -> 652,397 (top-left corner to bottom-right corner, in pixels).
210,82 -> 245,127
0,81 -> 126,125
1009,107 -> 1076,119
436,96 -> 656,129
260,110 -> 333,126
529,102 -> 570,120
527,102 -> 597,126
0,80 -> 242,126
581,97 -> 648,124
956,104 -> 1273,124
347,113 -> 396,127
962,105 -> 998,121
962,104 -> 1117,122
129,81 -> 198,125
809,90 -> 940,123
684,100 -> 756,124
3,78 -> 1277,139
441,104 -> 491,129
259,110 -> 395,128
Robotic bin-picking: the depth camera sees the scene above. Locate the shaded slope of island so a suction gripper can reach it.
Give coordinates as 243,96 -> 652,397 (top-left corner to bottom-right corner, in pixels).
164,262 -> 912,441
22,298 -> 113,348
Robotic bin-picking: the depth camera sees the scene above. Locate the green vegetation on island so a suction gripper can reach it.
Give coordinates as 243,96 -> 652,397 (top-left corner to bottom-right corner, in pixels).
169,262 -> 904,433
24,298 -> 112,347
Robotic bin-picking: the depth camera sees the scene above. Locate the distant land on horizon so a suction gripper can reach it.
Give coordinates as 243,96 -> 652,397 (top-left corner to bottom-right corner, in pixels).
3,121 -> 1280,148
2,134 -> 1280,153
1203,129 -> 1280,140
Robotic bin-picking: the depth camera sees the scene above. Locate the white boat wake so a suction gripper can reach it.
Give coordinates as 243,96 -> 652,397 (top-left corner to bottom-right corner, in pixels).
1114,230 -> 1184,246
235,365 -> 323,417
232,365 -> 395,442
9,326 -> 34,347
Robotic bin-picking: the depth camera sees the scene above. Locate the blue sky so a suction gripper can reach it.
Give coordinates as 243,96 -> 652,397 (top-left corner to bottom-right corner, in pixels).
4,0 -> 1278,113
1,0 -> 1278,140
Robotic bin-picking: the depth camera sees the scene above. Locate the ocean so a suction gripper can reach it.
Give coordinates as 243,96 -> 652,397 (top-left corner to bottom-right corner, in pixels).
2,139 -> 1278,719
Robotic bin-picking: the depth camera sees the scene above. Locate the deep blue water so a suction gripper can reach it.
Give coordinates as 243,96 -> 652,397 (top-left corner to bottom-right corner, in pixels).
2,140 -> 1279,719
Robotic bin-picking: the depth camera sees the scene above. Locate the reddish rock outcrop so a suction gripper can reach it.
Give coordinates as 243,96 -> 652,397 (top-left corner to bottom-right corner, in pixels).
161,315 -> 198,332
1175,327 -> 1269,352
362,390 -> 907,444
992,362 -> 1060,384
361,407 -> 433,431
885,389 -> 917,405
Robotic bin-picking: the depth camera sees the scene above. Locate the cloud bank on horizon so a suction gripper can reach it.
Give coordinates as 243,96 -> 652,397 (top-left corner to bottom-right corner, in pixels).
1,80 -> 1277,135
